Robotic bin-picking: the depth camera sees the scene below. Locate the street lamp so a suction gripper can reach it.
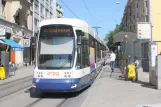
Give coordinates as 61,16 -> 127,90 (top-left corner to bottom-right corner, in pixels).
116,2 -> 120,4
92,26 -> 101,35
124,35 -> 128,69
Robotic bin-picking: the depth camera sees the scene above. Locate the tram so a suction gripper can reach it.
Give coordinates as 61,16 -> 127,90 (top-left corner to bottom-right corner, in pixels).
31,18 -> 107,97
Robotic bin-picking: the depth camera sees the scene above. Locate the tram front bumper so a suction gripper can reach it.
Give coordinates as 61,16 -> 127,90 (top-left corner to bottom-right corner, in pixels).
32,78 -> 80,92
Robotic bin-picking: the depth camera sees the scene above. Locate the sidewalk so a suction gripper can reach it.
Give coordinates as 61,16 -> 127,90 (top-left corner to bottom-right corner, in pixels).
0,65 -> 34,85
80,65 -> 161,107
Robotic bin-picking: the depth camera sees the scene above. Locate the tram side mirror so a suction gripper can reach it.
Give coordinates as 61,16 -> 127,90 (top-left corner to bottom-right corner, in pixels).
76,30 -> 84,45
76,30 -> 85,36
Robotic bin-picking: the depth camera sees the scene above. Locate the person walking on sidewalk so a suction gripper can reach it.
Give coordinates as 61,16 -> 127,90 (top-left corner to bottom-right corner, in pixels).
134,56 -> 139,81
110,51 -> 116,72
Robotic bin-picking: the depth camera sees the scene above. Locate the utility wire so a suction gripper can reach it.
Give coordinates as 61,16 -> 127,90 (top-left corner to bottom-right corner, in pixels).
59,0 -> 79,18
82,0 -> 93,17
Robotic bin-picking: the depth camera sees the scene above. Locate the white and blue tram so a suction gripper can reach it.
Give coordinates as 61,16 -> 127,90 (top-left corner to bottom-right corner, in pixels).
31,18 -> 107,96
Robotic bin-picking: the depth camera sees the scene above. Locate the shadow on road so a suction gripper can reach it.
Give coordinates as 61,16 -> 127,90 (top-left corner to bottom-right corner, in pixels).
116,78 -> 156,89
134,80 -> 156,89
24,85 -> 90,99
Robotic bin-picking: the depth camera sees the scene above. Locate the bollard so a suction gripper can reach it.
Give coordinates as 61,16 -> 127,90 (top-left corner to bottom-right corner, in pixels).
155,55 -> 161,89
0,66 -> 6,80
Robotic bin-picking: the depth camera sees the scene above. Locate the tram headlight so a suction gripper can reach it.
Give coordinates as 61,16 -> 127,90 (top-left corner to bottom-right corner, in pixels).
37,72 -> 43,78
64,72 -> 72,78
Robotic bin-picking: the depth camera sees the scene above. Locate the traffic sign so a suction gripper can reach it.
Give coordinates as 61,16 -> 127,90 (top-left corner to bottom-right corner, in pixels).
137,22 -> 151,39
22,39 -> 30,47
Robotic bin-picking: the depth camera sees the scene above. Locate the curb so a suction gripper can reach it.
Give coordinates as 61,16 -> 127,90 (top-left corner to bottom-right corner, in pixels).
0,76 -> 32,91
0,75 -> 32,86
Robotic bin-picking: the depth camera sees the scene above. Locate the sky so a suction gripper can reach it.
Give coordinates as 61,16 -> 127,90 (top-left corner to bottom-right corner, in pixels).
57,0 -> 128,41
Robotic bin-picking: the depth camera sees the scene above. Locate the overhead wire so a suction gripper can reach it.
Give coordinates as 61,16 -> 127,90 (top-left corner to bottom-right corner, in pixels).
82,0 -> 93,17
59,0 -> 79,19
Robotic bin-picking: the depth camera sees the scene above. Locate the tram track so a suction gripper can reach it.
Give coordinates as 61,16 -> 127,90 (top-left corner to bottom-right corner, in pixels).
0,64 -> 106,107
0,77 -> 32,99
0,76 -> 32,91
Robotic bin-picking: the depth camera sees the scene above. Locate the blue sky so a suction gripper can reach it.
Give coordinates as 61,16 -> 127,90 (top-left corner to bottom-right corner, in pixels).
57,0 -> 127,41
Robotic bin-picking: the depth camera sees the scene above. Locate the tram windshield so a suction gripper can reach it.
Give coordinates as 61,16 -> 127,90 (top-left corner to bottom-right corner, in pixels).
37,25 -> 75,69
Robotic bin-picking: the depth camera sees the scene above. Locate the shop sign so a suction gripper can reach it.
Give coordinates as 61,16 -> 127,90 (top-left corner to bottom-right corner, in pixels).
22,39 -> 30,47
12,48 -> 23,51
0,27 -> 6,35
25,33 -> 31,39
0,25 -> 12,33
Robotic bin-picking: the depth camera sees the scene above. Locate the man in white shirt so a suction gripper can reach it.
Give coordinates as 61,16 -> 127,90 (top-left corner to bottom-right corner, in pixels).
110,51 -> 116,72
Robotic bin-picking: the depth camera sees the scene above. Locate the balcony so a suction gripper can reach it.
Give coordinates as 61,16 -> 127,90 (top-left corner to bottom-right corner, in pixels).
56,3 -> 63,14
56,7 -> 63,14
57,12 -> 63,18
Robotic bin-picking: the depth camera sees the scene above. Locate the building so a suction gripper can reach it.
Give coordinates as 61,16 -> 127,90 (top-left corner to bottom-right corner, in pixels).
121,0 -> 148,33
0,0 -> 33,67
56,3 -> 64,18
33,0 -> 57,35
113,0 -> 161,72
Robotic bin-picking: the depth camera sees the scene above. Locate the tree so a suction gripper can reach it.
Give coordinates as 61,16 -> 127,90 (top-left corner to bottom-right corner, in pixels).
104,24 -> 121,49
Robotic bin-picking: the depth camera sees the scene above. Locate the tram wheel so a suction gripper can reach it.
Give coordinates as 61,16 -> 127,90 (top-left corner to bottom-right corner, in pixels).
30,87 -> 43,98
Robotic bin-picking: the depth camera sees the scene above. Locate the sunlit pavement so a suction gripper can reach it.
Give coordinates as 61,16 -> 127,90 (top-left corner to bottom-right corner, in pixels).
0,66 -> 33,85
80,65 -> 161,107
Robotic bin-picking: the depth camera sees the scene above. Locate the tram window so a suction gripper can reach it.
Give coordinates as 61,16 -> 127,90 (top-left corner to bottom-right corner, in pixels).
96,41 -> 100,61
94,41 -> 97,63
82,40 -> 89,67
76,32 -> 89,69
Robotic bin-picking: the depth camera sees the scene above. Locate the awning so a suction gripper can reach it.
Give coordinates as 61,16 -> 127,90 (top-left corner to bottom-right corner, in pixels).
111,42 -> 122,47
0,39 -> 24,51
0,40 -> 7,45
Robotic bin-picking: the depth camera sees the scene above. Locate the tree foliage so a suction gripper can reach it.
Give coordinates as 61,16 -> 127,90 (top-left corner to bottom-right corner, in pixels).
104,24 -> 121,49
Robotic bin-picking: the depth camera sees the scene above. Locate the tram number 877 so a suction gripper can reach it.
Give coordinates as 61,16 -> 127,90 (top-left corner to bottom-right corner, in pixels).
47,72 -> 59,76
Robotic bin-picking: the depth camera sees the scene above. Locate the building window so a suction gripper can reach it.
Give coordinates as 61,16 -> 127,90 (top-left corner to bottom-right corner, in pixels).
1,0 -> 6,16
45,9 -> 49,18
145,1 -> 148,7
15,13 -> 20,25
35,4 -> 38,10
50,12 -> 52,18
137,13 -> 139,18
145,15 -> 149,22
40,4 -> 44,14
25,19 -> 28,28
50,0 -> 53,4
34,18 -> 38,27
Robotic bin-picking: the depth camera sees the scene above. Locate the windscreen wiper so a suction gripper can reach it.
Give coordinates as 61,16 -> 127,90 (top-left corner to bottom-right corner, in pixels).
59,55 -> 72,68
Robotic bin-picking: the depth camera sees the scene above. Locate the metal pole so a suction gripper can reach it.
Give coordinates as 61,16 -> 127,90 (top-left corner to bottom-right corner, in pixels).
125,39 -> 127,70
0,0 -> 2,15
92,26 -> 101,35
96,29 -> 98,35
148,0 -> 153,84
33,0 -> 35,37
32,0 -> 35,65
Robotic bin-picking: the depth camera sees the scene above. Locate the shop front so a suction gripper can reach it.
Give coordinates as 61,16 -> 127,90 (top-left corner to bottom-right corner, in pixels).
0,18 -> 33,67
0,39 -> 23,78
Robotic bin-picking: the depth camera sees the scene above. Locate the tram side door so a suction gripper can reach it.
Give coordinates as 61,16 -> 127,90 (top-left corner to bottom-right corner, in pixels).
75,30 -> 91,85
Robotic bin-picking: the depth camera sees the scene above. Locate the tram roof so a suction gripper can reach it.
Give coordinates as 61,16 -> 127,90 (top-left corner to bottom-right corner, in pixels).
39,18 -> 106,46
39,18 -> 91,31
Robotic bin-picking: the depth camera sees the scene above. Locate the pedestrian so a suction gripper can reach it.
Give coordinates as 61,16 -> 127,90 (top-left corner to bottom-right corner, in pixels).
110,50 -> 116,72
134,56 -> 139,81
134,56 -> 139,68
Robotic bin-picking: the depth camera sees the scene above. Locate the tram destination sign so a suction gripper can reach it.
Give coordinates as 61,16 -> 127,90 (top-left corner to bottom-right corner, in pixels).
41,25 -> 74,37
44,28 -> 71,33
